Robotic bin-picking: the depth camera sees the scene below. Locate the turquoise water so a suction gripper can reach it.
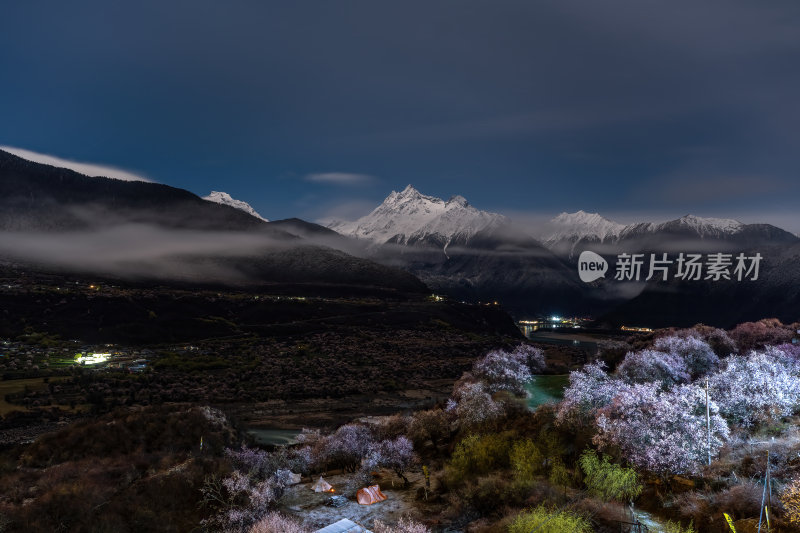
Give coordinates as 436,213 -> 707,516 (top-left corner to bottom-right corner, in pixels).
526,374 -> 569,409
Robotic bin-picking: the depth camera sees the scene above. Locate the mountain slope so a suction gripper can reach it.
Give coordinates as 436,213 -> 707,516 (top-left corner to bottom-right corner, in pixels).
0,149 -> 273,232
0,149 -> 428,295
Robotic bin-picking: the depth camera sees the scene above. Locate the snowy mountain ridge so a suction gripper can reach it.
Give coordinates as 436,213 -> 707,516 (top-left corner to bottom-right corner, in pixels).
328,185 -> 507,249
203,191 -> 268,222
539,210 -> 626,245
327,186 -> 795,258
541,212 -> 749,247
619,214 -> 744,239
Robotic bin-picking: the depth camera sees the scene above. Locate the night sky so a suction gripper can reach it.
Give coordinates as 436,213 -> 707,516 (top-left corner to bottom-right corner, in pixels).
1,1 -> 799,232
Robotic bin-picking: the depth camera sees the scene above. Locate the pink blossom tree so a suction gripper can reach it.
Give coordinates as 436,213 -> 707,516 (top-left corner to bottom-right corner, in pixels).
729,319 -> 793,353
775,343 -> 800,359
447,381 -> 504,428
556,361 -> 627,426
364,435 -> 418,486
472,349 -> 530,395
249,512 -> 309,533
324,423 -> 374,472
616,349 -> 690,388
512,344 -> 546,373
653,334 -> 720,378
290,445 -> 316,478
226,446 -> 283,480
708,347 -> 800,427
373,517 -> 431,533
593,383 -> 729,475
201,469 -> 292,532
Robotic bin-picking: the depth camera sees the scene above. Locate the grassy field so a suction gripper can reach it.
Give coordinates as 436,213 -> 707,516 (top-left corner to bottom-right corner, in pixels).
0,377 -> 68,415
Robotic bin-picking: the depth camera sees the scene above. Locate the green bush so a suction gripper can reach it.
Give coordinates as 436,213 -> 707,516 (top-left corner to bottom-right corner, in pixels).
464,474 -> 529,515
578,449 -> 641,502
509,438 -> 544,484
508,505 -> 591,533
548,459 -> 572,495
446,432 -> 514,486
663,520 -> 696,533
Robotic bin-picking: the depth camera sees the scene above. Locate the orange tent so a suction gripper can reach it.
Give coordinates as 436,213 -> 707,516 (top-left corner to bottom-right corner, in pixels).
356,484 -> 387,505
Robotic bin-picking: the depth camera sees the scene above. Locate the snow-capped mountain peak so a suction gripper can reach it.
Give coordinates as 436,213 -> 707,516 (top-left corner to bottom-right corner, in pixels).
540,210 -> 626,245
620,214 -> 745,239
203,191 -> 268,222
673,214 -> 744,234
328,185 -> 506,247
541,211 -> 751,250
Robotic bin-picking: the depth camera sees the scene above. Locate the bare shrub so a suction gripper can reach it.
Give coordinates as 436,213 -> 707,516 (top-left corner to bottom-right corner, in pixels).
249,511 -> 308,533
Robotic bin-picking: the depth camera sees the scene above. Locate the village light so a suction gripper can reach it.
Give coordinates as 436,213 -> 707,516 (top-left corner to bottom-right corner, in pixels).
75,352 -> 111,365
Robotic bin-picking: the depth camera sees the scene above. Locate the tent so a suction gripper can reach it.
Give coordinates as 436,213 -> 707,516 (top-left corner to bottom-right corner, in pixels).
312,476 -> 334,492
356,485 -> 387,505
288,472 -> 302,485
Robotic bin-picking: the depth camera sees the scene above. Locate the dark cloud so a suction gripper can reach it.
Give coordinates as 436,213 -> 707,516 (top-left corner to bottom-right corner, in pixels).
305,173 -> 375,186
0,1 -> 798,222
633,173 -> 790,206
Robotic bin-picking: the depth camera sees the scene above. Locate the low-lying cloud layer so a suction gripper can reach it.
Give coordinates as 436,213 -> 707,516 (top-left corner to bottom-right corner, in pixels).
0,224 -> 293,283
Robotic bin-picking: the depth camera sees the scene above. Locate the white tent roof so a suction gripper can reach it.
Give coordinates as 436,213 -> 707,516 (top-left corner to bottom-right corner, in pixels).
314,518 -> 372,533
311,476 -> 333,492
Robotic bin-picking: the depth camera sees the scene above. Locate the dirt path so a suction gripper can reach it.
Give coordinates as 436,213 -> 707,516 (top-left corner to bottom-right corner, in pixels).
230,387 -> 451,431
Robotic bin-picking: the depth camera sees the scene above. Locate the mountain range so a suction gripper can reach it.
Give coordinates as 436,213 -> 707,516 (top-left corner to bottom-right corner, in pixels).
0,149 -> 424,295
2,147 -> 798,327
328,186 -> 798,255
323,185 -> 800,326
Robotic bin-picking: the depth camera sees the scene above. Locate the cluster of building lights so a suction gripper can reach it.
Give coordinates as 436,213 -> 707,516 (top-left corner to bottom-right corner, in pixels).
518,316 -> 585,329
620,325 -> 654,333
74,353 -> 111,365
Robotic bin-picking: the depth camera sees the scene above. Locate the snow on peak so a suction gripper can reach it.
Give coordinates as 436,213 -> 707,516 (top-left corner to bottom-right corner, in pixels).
541,211 -> 747,248
447,195 -> 469,207
673,214 -> 744,234
622,214 -> 746,238
541,210 -> 625,244
328,185 -> 505,246
400,184 -> 419,195
203,191 -> 268,222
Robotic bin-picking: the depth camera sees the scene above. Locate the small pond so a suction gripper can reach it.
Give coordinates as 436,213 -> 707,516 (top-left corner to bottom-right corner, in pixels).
526,374 -> 569,409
